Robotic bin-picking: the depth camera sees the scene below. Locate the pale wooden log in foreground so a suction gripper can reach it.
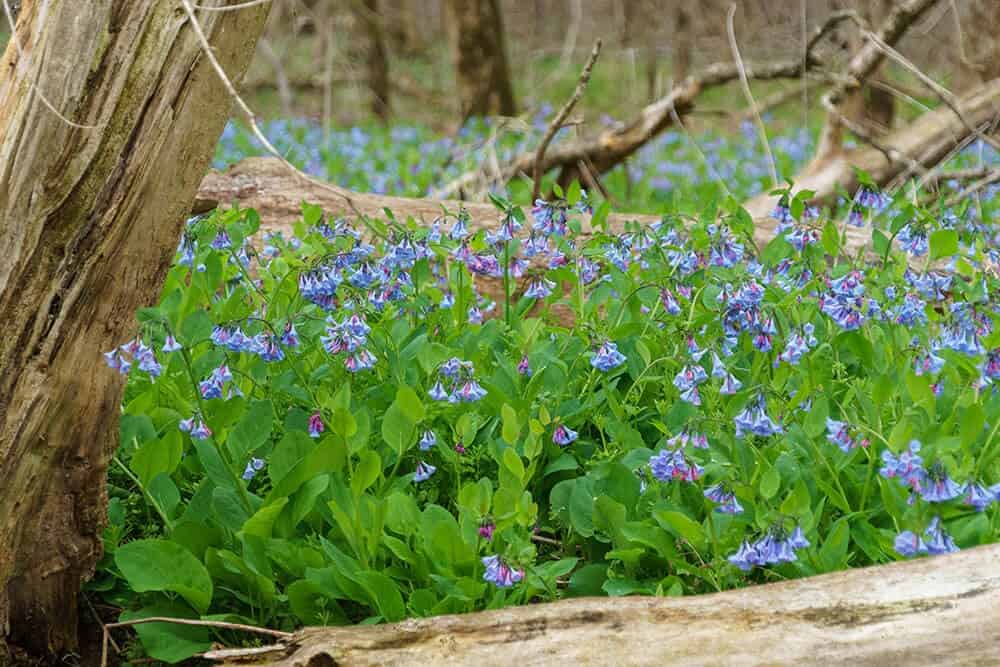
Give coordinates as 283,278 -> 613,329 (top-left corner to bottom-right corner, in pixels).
216,544 -> 1000,666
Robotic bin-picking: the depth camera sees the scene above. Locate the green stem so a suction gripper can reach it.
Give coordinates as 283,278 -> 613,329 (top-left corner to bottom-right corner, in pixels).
113,455 -> 175,532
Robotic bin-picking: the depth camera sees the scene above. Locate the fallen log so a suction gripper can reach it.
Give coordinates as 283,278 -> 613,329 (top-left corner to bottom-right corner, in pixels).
743,76 -> 1000,225
212,544 -> 1000,665
197,76 -> 1000,254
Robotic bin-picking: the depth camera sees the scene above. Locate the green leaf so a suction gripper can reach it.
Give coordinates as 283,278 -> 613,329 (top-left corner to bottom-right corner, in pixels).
819,519 -> 850,571
501,403 -> 520,444
226,399 -> 273,462
381,402 -> 416,456
961,404 -> 986,447
131,430 -> 183,487
822,220 -> 840,256
930,229 -> 958,260
568,478 -> 596,537
395,385 -> 425,423
115,539 -> 213,614
653,509 -> 706,550
120,603 -> 211,664
356,571 -> 407,622
241,498 -> 288,538
352,450 -> 382,498
760,467 -> 781,500
193,439 -> 236,492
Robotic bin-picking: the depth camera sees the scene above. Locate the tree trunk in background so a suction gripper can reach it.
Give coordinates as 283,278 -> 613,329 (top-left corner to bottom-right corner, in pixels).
834,0 -> 896,136
0,0 -> 268,660
672,1 -> 692,83
359,0 -> 391,122
445,0 -> 517,119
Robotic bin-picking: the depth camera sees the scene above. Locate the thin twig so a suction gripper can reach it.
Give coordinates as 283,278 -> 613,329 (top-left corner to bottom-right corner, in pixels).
945,168 -> 1000,206
192,0 -> 272,10
531,39 -> 602,201
101,616 -> 293,667
727,4 -> 777,187
858,27 -> 1000,154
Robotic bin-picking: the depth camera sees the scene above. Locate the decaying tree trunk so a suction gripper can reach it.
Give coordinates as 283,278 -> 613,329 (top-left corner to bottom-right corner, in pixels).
445,0 -> 518,119
212,544 -> 1000,665
0,0 -> 269,659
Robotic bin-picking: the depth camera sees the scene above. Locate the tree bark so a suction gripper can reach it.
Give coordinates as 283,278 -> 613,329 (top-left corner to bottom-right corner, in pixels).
357,0 -> 391,122
214,543 -> 1000,665
445,0 -> 517,120
0,0 -> 269,659
672,0 -> 692,84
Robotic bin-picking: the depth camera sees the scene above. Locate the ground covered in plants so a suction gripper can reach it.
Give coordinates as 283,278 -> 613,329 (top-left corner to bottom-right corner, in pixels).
92,118 -> 1000,663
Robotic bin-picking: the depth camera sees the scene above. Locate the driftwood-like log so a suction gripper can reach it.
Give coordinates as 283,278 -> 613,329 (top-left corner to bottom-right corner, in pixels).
215,544 -> 1000,666
197,77 -> 1000,253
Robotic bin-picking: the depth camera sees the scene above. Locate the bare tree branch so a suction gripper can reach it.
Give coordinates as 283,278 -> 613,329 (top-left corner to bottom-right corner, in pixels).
532,39 -> 602,201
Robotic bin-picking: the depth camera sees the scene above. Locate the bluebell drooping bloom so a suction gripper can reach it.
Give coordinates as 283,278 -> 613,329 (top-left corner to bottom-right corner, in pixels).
963,482 -> 996,511
728,524 -> 809,571
190,420 -> 212,441
673,364 -> 708,392
896,224 -> 929,256
280,323 -> 300,348
719,372 -> 743,395
649,448 -> 703,483
162,335 -> 182,353
778,324 -> 817,365
704,482 -> 743,514
242,457 -> 265,481
179,417 -> 195,433
734,394 -> 783,438
923,516 -> 959,555
455,380 -> 487,402
517,355 -> 532,376
344,348 -> 378,373
419,430 -> 437,451
660,288 -> 682,315
531,199 -> 568,236
825,418 -> 867,453
919,462 -> 964,503
176,234 -> 197,267
428,381 -> 449,401
913,347 -> 945,376
552,425 -> 579,446
880,440 -> 926,494
413,461 -> 436,482
308,412 -> 325,439
591,341 -> 626,371
894,530 -> 928,557
467,306 -> 484,324
482,554 -> 524,588
524,278 -> 556,299
211,230 -> 232,250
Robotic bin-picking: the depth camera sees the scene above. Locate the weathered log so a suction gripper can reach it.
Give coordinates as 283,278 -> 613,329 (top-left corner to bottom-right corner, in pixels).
215,544 -> 1000,666
743,76 -> 1000,225
0,0 -> 269,658
197,76 -> 1000,254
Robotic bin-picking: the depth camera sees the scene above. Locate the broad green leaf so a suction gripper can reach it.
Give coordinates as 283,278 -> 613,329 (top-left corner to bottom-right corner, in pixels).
352,450 -> 382,498
501,403 -> 520,444
760,467 -> 781,500
131,430 -> 183,487
241,497 -> 288,538
653,509 -> 706,550
115,539 -> 213,614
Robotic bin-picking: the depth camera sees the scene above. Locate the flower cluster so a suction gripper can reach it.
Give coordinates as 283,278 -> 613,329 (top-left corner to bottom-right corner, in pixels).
728,525 -> 810,571
428,357 -> 487,402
